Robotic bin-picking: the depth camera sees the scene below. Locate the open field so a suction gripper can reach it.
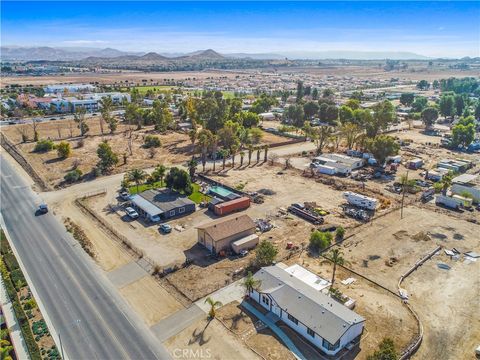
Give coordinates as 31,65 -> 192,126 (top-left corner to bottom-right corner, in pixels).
327,205 -> 479,359
119,275 -> 183,326
1,118 -> 193,187
2,66 -> 478,88
163,317 -> 260,360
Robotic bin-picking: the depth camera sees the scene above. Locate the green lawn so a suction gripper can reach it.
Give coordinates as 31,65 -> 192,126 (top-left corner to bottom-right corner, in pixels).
128,181 -> 210,204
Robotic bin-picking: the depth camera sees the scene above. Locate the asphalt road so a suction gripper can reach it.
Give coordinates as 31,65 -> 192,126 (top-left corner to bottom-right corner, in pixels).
0,154 -> 170,360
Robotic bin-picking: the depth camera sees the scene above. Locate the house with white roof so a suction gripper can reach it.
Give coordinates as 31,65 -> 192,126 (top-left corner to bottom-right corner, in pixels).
451,174 -> 480,202
250,264 -> 364,355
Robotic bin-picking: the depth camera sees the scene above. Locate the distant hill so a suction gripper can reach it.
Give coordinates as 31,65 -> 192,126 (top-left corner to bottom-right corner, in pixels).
226,51 -> 430,60
0,46 -> 141,61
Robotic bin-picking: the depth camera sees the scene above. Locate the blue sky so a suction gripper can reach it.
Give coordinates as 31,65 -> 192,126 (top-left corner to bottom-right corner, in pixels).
2,1 -> 479,57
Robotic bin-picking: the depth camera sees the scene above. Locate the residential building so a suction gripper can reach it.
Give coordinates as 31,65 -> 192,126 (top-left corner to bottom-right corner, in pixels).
44,84 -> 96,94
130,189 -> 196,222
196,214 -> 257,254
312,153 -> 364,176
250,264 -> 365,356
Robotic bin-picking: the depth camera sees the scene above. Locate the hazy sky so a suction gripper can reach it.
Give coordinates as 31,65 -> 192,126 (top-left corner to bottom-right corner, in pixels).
2,1 -> 479,57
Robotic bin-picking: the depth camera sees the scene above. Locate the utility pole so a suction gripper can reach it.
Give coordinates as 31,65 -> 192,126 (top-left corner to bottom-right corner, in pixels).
401,170 -> 409,219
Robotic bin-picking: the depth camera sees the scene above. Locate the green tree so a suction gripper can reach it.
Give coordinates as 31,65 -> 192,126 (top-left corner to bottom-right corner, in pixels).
341,123 -> 362,149
64,169 -> 82,183
421,107 -> 439,129
322,88 -> 334,98
56,141 -> 72,159
309,231 -> 332,252
303,101 -> 319,119
108,118 -> 118,134
366,338 -> 398,360
97,141 -> 118,172
249,128 -> 263,145
165,167 -> 192,194
451,116 -> 475,148
127,168 -> 147,194
367,135 -> 400,165
416,80 -> 430,90
144,135 -> 161,149
242,271 -> 261,296
400,93 -> 415,106
339,105 -> 354,124
284,104 -> 305,128
187,158 -> 198,179
439,95 -> 455,119
197,129 -> 213,172
99,96 -> 113,135
296,81 -> 304,103
411,96 -> 428,113
328,248 -> 345,287
235,111 -> 260,128
454,94 -> 465,116
311,88 -> 319,100
255,240 -> 278,267
366,100 -> 396,138
204,297 -> 223,319
345,98 -> 360,110
312,126 -> 333,154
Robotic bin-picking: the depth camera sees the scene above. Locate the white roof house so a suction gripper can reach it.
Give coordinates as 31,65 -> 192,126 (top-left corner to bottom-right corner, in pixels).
451,174 -> 480,202
250,264 -> 364,355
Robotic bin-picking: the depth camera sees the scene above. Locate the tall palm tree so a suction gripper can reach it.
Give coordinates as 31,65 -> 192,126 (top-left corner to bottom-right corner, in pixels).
263,145 -> 269,162
188,128 -> 197,157
239,151 -> 245,167
212,134 -> 219,172
187,158 -> 198,179
242,272 -> 261,297
247,145 -> 254,165
127,168 -> 147,194
220,149 -> 228,170
230,144 -> 238,168
256,146 -> 261,163
328,249 -> 345,288
204,297 -> 223,319
197,129 -> 213,173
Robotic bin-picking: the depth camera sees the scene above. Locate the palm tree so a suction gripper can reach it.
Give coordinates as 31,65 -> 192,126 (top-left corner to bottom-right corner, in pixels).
152,164 -> 167,186
127,168 -> 147,194
220,149 -> 229,170
230,144 -> 238,168
247,145 -> 254,165
188,128 -> 197,157
242,272 -> 261,297
187,158 -> 198,179
204,297 -> 223,319
197,129 -> 213,173
256,146 -> 261,163
212,134 -> 219,172
239,151 -> 245,167
328,249 -> 345,288
263,145 -> 269,162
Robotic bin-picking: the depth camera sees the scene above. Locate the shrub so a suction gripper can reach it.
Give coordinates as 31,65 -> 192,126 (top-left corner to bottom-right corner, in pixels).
309,230 -> 332,252
3,252 -> 19,271
64,169 -> 83,183
143,135 -> 161,148
0,230 -> 11,255
11,269 -> 26,289
254,240 -> 278,267
335,226 -> 345,241
33,139 -> 55,153
56,141 -> 71,158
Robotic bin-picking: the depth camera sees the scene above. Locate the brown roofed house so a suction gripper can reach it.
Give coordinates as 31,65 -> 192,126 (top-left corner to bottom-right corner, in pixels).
196,214 -> 257,254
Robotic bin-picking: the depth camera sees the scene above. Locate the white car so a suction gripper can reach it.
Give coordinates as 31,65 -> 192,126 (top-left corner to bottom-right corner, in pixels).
125,207 -> 139,219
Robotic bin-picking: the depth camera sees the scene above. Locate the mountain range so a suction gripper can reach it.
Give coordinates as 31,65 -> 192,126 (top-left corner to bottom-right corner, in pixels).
1,46 -> 435,62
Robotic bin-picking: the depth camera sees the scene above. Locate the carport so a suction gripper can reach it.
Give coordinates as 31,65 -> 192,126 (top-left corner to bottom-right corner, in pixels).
130,194 -> 163,221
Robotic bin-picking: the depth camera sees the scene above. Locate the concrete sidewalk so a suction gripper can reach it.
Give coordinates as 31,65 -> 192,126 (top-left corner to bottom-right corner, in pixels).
0,279 -> 30,360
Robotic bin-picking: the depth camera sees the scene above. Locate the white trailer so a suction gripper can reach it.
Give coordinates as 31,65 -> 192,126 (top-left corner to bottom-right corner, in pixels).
313,164 -> 336,175
343,192 -> 378,210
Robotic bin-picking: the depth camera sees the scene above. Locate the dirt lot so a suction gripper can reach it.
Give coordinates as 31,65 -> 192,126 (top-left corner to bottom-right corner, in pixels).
324,205 -> 479,358
118,275 -> 183,326
163,317 -> 260,360
2,118 -> 192,187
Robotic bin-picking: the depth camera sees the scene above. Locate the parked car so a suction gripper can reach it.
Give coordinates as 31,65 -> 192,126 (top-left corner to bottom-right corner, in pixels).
120,191 -> 131,201
125,207 -> 139,219
37,204 -> 48,214
159,224 -> 172,233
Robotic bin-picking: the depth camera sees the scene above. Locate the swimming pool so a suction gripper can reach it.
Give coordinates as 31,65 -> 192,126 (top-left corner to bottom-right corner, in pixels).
208,185 -> 234,198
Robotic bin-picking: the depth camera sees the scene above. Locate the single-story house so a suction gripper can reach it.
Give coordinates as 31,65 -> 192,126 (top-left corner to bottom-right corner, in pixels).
312,153 -> 365,176
251,264 -> 365,356
130,189 -> 195,222
196,214 -> 257,254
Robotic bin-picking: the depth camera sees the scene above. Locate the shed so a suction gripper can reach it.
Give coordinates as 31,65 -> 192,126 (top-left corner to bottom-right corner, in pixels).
231,234 -> 259,254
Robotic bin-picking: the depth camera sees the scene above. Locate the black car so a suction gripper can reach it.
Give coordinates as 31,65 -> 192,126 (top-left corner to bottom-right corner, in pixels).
38,204 -> 48,214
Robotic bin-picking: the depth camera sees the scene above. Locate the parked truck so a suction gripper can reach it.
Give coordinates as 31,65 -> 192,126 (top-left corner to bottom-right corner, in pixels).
343,191 -> 377,210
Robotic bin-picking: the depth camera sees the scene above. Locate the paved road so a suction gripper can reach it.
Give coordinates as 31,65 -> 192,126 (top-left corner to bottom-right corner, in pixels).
0,154 -> 170,360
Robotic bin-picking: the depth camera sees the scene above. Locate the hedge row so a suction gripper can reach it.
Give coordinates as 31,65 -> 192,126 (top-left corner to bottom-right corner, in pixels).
0,234 -> 42,360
